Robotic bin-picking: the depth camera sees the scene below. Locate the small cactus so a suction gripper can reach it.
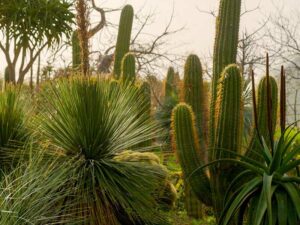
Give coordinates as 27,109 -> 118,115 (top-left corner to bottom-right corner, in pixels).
165,67 -> 178,98
121,53 -> 136,85
72,31 -> 81,70
113,5 -> 134,79
138,81 -> 152,147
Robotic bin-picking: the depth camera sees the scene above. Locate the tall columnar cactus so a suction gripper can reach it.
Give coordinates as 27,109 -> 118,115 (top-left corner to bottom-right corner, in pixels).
138,81 -> 152,147
183,55 -> 208,151
211,64 -> 243,216
214,64 -> 243,159
165,67 -> 177,98
121,53 -> 136,85
210,0 -> 242,151
184,182 -> 204,219
72,31 -> 81,70
246,76 -> 278,160
113,5 -> 134,79
171,103 -> 212,206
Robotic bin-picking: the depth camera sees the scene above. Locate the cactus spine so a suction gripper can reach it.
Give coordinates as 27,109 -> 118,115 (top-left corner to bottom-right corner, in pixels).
113,5 -> 134,79
171,103 -> 212,206
183,55 -> 208,151
72,31 -> 81,70
121,53 -> 136,85
210,0 -> 242,152
246,76 -> 278,159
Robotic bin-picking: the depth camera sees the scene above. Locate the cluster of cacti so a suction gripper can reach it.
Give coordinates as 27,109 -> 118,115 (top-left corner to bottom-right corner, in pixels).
72,30 -> 81,70
169,1 -> 287,223
121,52 -> 136,85
113,5 -> 134,79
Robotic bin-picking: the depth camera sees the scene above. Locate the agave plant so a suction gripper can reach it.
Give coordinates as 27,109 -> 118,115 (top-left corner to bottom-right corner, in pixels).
217,128 -> 300,225
36,77 -> 166,225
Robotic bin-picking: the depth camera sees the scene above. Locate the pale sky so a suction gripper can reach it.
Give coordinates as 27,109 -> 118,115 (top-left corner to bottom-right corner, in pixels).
0,0 -> 298,79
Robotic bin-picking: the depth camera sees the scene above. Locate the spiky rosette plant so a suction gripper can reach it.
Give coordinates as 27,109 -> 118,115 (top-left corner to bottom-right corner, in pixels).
217,128 -> 300,225
36,77 -> 165,225
113,5 -> 134,79
0,87 -> 28,173
0,149 -> 80,225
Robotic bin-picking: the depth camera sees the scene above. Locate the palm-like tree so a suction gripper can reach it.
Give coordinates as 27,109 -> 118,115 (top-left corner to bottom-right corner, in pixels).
36,78 -> 166,224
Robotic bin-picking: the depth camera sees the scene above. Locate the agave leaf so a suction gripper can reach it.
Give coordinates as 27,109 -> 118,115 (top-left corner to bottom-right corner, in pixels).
281,183 -> 300,218
275,190 -> 287,225
219,177 -> 262,225
263,173 -> 274,225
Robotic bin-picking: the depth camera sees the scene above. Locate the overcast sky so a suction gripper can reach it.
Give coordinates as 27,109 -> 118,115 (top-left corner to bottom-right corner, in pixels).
0,0 -> 298,79
98,0 -> 297,57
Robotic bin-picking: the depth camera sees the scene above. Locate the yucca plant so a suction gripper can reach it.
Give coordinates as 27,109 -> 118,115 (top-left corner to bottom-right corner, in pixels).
0,148 -> 81,225
0,87 -> 28,173
36,77 -> 166,225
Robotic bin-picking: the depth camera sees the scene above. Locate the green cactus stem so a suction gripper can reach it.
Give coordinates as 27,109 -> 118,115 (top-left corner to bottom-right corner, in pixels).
138,81 -> 152,147
72,30 -> 81,70
165,67 -> 178,98
121,53 -> 136,85
183,54 -> 208,151
171,103 -> 212,206
214,64 -> 243,159
246,75 -> 278,160
210,0 -> 242,151
113,5 -> 134,79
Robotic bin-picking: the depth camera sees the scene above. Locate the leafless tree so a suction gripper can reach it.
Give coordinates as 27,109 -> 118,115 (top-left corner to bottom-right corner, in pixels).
261,6 -> 300,126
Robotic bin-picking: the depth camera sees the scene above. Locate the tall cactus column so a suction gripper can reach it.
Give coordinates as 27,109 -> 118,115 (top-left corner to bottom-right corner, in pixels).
171,103 -> 212,206
210,0 -> 242,153
183,55 -> 208,152
113,5 -> 134,79
212,64 -> 243,217
246,76 -> 278,160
